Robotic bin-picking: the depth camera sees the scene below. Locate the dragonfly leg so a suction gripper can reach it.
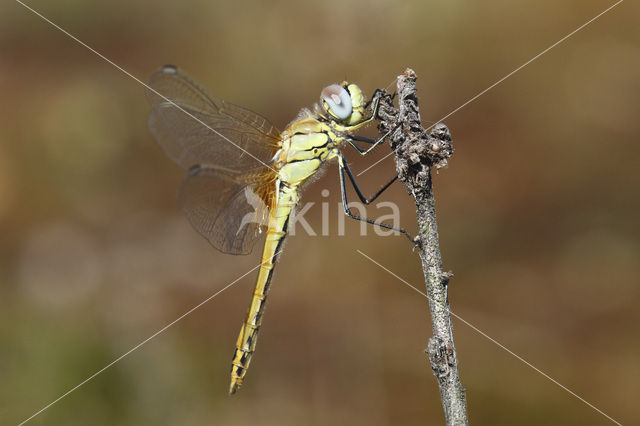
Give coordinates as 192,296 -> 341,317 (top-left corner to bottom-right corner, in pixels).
335,90 -> 386,134
338,155 -> 416,244
346,134 -> 381,155
350,135 -> 378,145
346,132 -> 393,156
341,89 -> 398,155
341,155 -> 397,204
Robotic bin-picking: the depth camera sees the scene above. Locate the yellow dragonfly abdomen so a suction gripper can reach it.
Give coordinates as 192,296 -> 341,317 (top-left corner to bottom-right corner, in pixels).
229,182 -> 297,394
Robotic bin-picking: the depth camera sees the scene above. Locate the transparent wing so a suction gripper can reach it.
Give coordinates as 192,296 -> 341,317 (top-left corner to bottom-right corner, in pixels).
146,65 -> 282,254
179,165 -> 276,255
147,65 -> 281,171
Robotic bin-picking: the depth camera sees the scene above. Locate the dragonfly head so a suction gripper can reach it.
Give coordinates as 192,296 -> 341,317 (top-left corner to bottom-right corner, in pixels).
320,81 -> 366,125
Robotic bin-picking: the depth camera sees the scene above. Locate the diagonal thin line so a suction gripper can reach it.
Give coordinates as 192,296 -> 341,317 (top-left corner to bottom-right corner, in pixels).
433,0 -> 623,127
357,0 -> 624,177
14,0 -> 277,175
356,249 -> 623,426
448,313 -> 622,426
18,253 -> 279,426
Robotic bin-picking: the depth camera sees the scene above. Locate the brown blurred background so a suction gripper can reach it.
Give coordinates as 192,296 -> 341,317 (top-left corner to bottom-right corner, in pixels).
1,1 -> 638,425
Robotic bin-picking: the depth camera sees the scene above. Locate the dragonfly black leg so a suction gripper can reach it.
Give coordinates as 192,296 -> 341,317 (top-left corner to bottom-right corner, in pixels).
342,90 -> 398,155
341,155 -> 397,205
346,134 -> 389,155
338,155 -> 416,244
351,135 -> 378,144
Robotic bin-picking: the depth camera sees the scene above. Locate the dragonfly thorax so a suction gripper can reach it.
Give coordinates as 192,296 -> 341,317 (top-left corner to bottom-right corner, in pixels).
277,115 -> 340,185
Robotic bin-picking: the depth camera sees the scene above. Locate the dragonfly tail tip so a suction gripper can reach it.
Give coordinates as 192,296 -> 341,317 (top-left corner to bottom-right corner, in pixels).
229,380 -> 241,395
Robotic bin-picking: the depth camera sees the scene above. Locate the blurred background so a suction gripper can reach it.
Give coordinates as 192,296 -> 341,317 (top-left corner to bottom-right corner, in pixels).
1,1 -> 638,424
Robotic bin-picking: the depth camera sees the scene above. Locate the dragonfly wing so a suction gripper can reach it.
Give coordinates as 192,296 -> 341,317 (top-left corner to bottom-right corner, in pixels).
179,165 -> 276,255
147,65 -> 281,171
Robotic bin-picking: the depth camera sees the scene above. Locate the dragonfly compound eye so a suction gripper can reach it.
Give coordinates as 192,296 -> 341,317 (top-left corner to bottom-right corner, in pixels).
321,84 -> 353,121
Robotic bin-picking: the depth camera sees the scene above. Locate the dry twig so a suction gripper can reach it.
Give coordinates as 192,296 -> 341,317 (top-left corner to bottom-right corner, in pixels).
374,68 -> 468,425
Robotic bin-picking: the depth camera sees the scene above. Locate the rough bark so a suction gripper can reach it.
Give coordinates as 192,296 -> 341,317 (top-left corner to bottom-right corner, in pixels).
374,68 -> 468,425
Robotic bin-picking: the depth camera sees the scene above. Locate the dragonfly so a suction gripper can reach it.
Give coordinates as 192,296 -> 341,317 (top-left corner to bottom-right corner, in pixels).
146,65 -> 413,394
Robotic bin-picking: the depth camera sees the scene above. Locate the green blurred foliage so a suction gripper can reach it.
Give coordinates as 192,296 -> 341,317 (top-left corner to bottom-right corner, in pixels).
1,1 -> 638,425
